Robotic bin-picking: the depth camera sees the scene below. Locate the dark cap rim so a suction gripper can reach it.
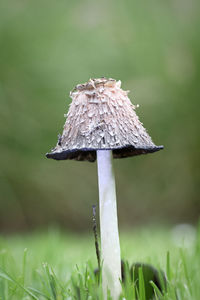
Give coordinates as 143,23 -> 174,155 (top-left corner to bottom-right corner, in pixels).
46,145 -> 164,162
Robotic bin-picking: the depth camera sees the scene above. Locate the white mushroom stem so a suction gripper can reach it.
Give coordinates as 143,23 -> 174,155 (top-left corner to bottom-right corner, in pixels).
97,150 -> 122,300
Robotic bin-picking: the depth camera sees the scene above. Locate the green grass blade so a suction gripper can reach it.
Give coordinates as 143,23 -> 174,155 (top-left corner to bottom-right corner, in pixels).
150,280 -> 163,298
166,251 -> 171,282
45,264 -> 57,300
28,287 -> 52,300
138,267 -> 145,300
0,268 -> 39,300
180,249 -> 192,295
22,247 -> 28,287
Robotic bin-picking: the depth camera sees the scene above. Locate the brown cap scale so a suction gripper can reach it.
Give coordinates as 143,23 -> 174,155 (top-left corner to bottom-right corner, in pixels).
46,78 -> 163,162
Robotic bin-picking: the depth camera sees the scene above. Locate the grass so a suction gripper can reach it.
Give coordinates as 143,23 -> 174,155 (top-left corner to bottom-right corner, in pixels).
0,224 -> 199,299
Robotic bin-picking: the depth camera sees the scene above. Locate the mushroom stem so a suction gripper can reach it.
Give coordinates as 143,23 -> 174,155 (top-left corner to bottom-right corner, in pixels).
97,150 -> 121,300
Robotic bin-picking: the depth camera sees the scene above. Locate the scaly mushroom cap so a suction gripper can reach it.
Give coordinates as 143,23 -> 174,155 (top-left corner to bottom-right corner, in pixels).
46,78 -> 163,162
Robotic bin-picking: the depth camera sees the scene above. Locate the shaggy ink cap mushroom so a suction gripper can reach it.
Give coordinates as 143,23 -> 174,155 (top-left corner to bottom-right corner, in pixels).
46,77 -> 163,162
46,77 -> 164,300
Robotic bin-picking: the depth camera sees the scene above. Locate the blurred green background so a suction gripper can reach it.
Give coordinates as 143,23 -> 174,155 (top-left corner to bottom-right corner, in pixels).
0,0 -> 199,232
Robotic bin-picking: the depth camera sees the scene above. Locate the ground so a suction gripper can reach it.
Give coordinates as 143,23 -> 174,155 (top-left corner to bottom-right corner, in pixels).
0,224 -> 199,299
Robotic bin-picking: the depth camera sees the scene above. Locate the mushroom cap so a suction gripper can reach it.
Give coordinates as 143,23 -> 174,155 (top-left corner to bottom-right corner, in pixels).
46,78 -> 163,162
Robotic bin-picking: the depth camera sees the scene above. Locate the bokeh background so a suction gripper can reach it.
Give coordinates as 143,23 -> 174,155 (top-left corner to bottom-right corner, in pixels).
0,0 -> 199,233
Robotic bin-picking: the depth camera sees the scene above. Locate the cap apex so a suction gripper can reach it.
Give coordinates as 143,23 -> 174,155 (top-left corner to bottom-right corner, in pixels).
71,77 -> 117,93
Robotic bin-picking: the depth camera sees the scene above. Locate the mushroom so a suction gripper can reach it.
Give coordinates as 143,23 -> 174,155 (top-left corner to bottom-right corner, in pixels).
46,77 -> 163,299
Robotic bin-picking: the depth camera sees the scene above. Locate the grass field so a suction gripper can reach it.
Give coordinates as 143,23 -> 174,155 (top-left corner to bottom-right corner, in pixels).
0,224 -> 199,299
